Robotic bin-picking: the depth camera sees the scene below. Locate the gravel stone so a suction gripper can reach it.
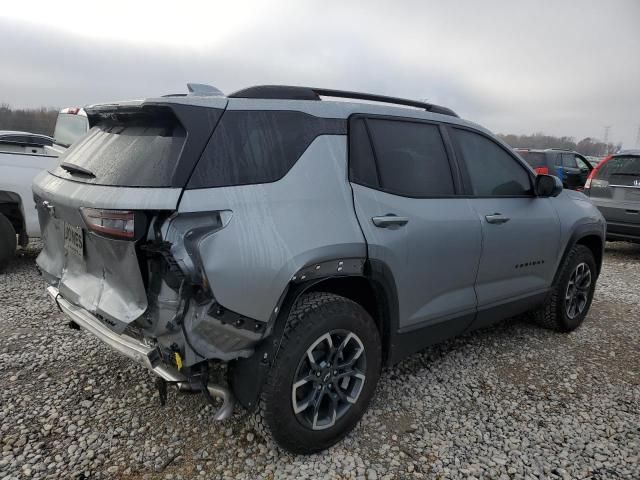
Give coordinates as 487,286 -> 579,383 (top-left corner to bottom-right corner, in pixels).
0,241 -> 638,479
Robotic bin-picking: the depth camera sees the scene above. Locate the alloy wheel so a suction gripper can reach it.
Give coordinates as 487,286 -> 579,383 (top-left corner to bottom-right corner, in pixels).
291,330 -> 367,430
565,262 -> 592,319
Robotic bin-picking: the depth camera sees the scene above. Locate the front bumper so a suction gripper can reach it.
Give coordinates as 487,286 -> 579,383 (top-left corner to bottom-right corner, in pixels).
46,286 -> 234,420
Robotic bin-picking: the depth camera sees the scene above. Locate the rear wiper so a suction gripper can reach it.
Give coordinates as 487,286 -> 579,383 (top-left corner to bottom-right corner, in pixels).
60,162 -> 96,178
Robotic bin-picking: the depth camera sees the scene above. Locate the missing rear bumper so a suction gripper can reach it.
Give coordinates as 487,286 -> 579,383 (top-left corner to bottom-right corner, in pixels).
46,286 -> 235,420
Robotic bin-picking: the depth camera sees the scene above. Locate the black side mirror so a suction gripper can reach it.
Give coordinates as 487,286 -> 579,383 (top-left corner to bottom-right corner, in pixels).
536,174 -> 563,197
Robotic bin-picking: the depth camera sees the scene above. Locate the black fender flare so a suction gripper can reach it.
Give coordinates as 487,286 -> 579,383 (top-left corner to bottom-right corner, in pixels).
228,256 -> 402,410
553,222 -> 605,284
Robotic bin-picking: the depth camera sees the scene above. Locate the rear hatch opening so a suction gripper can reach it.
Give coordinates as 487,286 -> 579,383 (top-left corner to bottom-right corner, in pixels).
34,101 -> 225,333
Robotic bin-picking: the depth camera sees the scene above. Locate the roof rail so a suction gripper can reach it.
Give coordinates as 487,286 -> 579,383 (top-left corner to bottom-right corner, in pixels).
313,88 -> 458,117
229,85 -> 458,117
230,85 -> 319,101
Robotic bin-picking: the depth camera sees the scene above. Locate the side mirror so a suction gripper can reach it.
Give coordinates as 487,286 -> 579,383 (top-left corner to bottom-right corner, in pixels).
536,174 -> 563,197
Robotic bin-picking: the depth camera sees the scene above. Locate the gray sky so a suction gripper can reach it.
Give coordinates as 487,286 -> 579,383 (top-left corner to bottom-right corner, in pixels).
1,0 -> 639,147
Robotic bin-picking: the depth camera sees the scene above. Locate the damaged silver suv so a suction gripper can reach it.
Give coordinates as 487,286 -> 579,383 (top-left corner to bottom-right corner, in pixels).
34,84 -> 605,453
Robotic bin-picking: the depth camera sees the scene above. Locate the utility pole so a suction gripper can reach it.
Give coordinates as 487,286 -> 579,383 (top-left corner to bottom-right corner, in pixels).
603,126 -> 611,155
635,125 -> 640,149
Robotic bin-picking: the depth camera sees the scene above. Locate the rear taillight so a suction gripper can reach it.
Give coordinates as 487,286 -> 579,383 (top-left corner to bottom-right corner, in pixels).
80,208 -> 135,239
534,167 -> 549,175
584,155 -> 612,190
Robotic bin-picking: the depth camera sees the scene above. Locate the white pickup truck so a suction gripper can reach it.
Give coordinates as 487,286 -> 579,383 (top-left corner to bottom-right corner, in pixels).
0,108 -> 88,270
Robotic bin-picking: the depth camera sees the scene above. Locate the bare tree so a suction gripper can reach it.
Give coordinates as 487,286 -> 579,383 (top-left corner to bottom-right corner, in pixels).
498,132 -> 621,157
0,104 -> 59,136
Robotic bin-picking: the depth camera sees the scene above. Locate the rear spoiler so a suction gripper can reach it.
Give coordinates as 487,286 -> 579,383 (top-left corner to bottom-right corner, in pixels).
84,100 -> 228,188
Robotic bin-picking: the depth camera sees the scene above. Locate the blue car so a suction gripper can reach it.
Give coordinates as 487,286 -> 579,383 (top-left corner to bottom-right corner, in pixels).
516,148 -> 593,190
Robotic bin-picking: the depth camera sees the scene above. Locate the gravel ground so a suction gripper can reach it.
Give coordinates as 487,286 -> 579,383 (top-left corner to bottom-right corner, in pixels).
1,242 -> 638,480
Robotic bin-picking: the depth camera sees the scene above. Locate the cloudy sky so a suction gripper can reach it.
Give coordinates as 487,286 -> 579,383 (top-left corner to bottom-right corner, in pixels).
1,0 -> 638,146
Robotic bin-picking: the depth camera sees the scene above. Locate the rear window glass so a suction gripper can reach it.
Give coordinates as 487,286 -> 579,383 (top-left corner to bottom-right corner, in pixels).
187,111 -> 345,189
596,156 -> 640,185
517,151 -> 546,168
50,113 -> 186,187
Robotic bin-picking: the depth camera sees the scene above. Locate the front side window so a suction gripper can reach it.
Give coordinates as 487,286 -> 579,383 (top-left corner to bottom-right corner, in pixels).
452,128 -> 532,196
575,156 -> 591,171
359,118 -> 454,196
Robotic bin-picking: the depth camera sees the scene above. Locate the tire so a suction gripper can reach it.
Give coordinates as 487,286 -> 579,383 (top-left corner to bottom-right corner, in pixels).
532,244 -> 597,332
256,292 -> 381,454
0,213 -> 17,272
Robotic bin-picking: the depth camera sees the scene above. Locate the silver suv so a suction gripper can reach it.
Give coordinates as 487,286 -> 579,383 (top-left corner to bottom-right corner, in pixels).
34,84 -> 606,453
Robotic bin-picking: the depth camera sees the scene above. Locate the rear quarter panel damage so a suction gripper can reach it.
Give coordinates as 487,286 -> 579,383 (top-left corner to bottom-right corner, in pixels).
177,135 -> 367,323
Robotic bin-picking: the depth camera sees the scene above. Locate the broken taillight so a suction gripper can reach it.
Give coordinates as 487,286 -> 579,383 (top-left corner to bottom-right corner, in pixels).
80,208 -> 135,239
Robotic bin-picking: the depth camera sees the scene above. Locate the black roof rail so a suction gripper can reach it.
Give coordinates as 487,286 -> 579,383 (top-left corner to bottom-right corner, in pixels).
230,85 -> 320,101
228,85 -> 458,117
312,88 -> 458,117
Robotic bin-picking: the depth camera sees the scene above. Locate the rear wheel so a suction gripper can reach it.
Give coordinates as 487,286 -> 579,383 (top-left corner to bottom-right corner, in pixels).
0,213 -> 17,272
257,292 -> 381,454
532,244 -> 597,332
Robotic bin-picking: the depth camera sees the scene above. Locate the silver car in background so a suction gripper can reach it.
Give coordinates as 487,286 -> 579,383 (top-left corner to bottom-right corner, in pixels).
585,150 -> 640,242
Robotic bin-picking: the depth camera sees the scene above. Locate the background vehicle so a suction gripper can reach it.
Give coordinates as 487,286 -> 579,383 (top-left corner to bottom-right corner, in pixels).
586,155 -> 603,168
516,148 -> 593,190
0,131 -> 56,154
34,84 -> 605,453
0,108 -> 88,270
584,150 -> 640,242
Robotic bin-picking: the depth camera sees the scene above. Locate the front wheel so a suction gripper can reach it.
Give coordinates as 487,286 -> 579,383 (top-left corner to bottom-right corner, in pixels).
532,244 -> 597,332
258,292 -> 381,454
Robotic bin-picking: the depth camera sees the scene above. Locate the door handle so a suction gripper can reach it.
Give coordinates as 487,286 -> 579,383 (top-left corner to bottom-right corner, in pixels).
372,215 -> 409,228
485,213 -> 510,224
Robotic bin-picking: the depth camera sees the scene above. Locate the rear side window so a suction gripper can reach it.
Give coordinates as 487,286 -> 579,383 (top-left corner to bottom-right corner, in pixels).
349,119 -> 379,188
562,153 -> 577,168
353,118 -> 454,197
452,128 -> 532,196
187,111 -> 345,189
596,156 -> 640,185
517,151 -> 546,168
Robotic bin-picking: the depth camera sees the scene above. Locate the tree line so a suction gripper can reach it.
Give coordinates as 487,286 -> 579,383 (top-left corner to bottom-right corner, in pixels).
0,104 -> 59,136
498,132 -> 620,157
0,104 -> 622,156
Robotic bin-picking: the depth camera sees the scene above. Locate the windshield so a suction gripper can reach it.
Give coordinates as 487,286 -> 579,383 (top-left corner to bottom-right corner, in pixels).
53,113 -> 89,147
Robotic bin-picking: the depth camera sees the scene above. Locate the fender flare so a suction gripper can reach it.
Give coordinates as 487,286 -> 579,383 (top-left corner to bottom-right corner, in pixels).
229,256 -> 387,410
553,222 -> 605,284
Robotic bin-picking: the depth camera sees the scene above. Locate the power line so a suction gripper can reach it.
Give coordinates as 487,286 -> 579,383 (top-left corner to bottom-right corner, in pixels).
603,126 -> 611,155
